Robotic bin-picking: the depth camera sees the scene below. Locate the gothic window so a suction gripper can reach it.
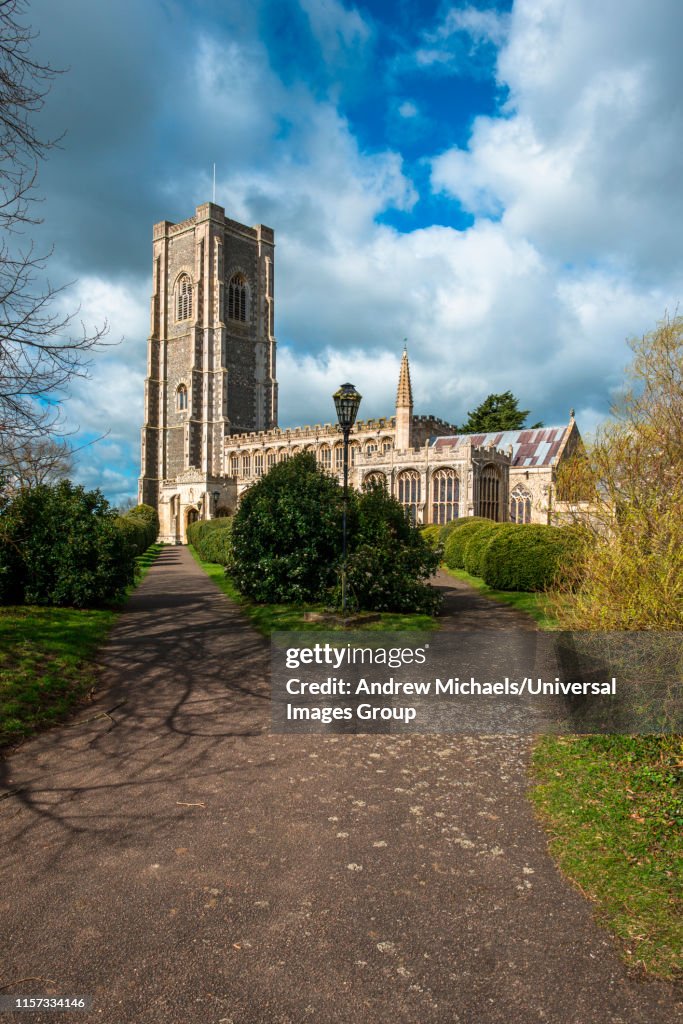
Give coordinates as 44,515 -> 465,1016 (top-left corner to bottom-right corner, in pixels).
319,445 -> 331,469
431,469 -> 459,525
254,452 -> 264,477
176,275 -> 193,321
334,444 -> 344,471
365,441 -> 378,455
478,464 -> 501,521
510,485 -> 533,524
267,449 -> 276,469
364,471 -> 386,489
278,448 -> 288,462
397,469 -> 421,523
382,438 -> 393,454
350,442 -> 361,465
228,273 -> 248,322
241,453 -> 251,477
176,383 -> 188,412
229,454 -> 239,476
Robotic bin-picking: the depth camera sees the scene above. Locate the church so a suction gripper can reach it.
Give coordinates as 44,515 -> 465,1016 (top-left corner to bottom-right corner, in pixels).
138,203 -> 581,544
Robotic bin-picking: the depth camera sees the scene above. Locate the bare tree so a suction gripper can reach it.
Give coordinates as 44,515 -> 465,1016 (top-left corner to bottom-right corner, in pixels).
0,0 -> 109,463
1,433 -> 73,491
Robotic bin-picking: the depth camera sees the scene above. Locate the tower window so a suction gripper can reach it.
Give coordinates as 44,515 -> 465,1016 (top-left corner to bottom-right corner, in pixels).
176,275 -> 193,321
176,384 -> 188,411
228,273 -> 248,322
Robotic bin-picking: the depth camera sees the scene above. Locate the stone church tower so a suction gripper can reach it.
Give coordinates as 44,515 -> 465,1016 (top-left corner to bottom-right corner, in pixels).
139,202 -> 277,516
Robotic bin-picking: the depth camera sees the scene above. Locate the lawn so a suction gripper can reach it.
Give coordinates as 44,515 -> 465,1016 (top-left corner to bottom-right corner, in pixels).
532,734 -> 683,979
0,544 -> 163,749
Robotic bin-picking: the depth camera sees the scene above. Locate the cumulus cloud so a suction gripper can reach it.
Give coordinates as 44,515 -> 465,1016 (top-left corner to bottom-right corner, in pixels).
21,0 -> 683,504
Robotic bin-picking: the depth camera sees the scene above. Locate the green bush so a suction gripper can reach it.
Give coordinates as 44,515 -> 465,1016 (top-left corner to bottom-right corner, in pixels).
482,523 -> 580,592
188,517 -> 233,566
462,521 -> 500,577
230,453 -> 345,603
346,483 -> 441,614
0,481 -> 134,607
115,503 -> 160,558
443,518 -> 493,570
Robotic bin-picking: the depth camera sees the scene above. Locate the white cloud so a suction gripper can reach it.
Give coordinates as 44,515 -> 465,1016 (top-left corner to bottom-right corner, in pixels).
398,100 -> 419,119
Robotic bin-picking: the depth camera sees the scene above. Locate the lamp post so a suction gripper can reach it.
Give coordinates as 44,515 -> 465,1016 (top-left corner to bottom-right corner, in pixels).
333,382 -> 362,613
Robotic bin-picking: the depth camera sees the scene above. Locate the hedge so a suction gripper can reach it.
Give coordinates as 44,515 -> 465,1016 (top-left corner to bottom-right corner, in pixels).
462,521 -> 500,577
115,503 -> 159,558
187,517 -> 233,566
443,518 -> 493,570
481,523 -> 580,592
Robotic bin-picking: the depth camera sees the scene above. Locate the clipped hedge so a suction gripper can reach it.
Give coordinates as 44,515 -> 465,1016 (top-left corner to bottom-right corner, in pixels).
462,521 -> 500,577
115,503 -> 159,557
443,517 -> 493,570
481,523 -> 580,592
187,517 -> 233,566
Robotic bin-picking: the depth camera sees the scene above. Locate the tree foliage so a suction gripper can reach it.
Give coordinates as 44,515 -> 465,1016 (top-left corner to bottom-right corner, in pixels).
457,391 -> 542,433
553,313 -> 683,628
0,480 -> 134,607
0,0 -> 108,457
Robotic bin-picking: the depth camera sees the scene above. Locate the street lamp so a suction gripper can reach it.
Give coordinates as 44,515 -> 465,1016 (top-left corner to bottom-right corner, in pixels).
333,382 -> 362,613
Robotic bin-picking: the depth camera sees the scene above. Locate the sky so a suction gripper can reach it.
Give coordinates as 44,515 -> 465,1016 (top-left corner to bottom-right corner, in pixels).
22,0 -> 683,506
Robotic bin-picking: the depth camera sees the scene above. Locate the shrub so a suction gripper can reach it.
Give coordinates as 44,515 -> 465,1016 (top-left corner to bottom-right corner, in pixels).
482,523 -> 580,592
345,483 -> 441,614
462,521 -> 500,577
188,517 -> 233,566
0,481 -> 134,607
443,518 -> 493,570
115,503 -> 159,558
230,453 -> 345,603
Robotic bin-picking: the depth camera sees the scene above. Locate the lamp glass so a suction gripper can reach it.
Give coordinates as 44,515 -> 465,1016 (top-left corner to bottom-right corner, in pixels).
333,382 -> 362,430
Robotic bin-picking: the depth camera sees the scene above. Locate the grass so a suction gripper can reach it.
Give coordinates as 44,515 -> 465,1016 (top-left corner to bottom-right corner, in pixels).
0,544 -> 163,749
189,546 -> 438,634
442,565 -> 560,629
531,734 -> 683,979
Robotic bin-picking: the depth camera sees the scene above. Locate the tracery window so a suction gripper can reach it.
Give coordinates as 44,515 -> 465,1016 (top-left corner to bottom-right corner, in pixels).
319,445 -> 331,469
176,384 -> 188,412
397,469 -> 421,523
364,471 -> 386,489
431,469 -> 459,525
229,454 -> 239,476
254,452 -> 264,477
510,485 -> 532,524
267,450 -> 276,470
382,438 -> 393,454
478,464 -> 501,521
228,273 -> 248,322
334,445 -> 344,471
350,442 -> 361,466
176,275 -> 193,321
241,453 -> 251,477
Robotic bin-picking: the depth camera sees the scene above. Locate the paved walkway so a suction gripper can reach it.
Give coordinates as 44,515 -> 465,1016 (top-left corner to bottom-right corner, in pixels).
1,548 -> 680,1023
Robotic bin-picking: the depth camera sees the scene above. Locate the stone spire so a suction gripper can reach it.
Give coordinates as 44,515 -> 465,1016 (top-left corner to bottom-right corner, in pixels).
395,345 -> 413,450
396,345 -> 413,408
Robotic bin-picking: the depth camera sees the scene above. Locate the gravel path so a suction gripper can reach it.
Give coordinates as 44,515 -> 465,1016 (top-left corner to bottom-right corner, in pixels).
1,547 -> 680,1023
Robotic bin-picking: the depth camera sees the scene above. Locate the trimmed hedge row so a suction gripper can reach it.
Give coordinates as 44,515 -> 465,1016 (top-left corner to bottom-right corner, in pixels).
187,517 -> 233,566
441,515 -> 579,592
115,503 -> 159,558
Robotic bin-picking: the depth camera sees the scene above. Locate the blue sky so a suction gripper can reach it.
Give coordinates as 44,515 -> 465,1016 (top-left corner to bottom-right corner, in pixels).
24,0 -> 683,505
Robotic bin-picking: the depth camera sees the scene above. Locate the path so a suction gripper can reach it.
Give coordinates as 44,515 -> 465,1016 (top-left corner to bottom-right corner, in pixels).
1,548 -> 680,1023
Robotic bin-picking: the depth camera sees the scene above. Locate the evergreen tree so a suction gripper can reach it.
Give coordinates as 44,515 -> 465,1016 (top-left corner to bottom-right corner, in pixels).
457,391 -> 542,433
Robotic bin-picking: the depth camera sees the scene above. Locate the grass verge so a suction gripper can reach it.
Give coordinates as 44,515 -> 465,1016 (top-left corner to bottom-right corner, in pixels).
0,544 -> 164,749
442,565 -> 559,629
189,546 -> 438,634
532,734 -> 683,979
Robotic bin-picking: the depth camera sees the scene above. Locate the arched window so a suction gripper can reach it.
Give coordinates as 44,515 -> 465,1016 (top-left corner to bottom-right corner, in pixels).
319,445 -> 331,469
254,452 -> 264,477
334,444 -> 344,471
397,469 -> 421,523
431,469 -> 459,525
267,449 -> 276,470
350,442 -> 361,466
365,441 -> 378,455
229,454 -> 239,476
241,453 -> 251,477
364,471 -> 386,489
478,464 -> 501,521
176,383 -> 188,412
382,438 -> 393,454
510,485 -> 533,524
228,273 -> 248,322
176,275 -> 193,321
278,447 -> 288,462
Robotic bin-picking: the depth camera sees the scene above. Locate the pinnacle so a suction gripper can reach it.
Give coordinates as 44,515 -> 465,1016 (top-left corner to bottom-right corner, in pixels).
396,347 -> 413,408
